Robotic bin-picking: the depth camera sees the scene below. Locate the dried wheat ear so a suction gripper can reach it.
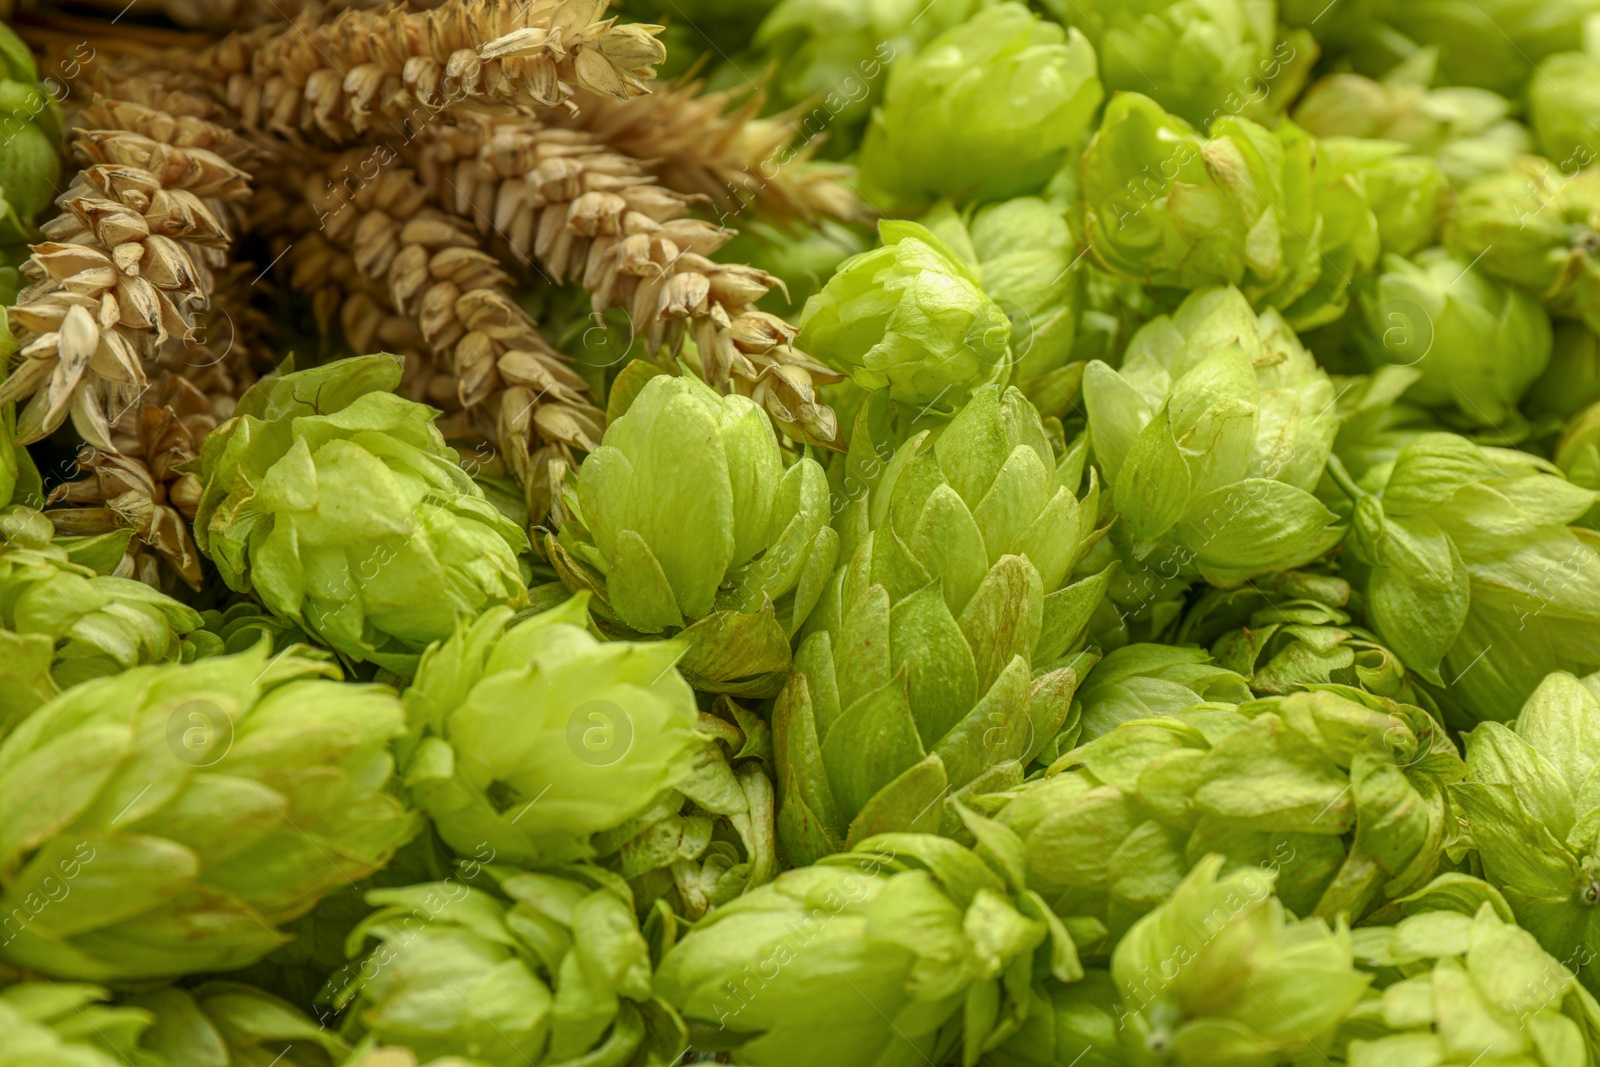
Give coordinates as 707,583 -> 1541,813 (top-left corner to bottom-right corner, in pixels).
190,0 -> 664,144
407,107 -> 845,448
1,91 -> 254,452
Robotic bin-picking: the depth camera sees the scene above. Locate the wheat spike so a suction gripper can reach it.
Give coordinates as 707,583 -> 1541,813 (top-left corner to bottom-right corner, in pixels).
1,95 -> 254,451
409,107 -> 844,447
45,373 -> 217,590
191,0 -> 665,145
563,80 -> 865,227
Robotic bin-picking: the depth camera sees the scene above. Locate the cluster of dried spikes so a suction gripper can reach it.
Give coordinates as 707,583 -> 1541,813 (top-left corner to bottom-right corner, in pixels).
4,0 -> 864,590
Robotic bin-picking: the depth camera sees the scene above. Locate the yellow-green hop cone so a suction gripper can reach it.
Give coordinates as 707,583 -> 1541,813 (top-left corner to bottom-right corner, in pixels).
0,507 -> 210,738
1447,158 -> 1600,335
1081,94 -> 1375,329
1330,433 -> 1600,719
1529,322 -> 1600,421
1083,286 -> 1344,588
552,371 -> 836,695
194,354 -> 529,675
0,23 -> 61,242
1451,673 -> 1600,991
1530,44 -> 1600,167
327,867 -> 685,1067
655,833 -> 1076,1067
126,982 -> 349,1065
799,220 -> 1014,415
857,3 -> 1103,208
1383,0 -> 1600,96
1346,880 -> 1600,1064
1040,0 -> 1313,130
774,385 -> 1107,865
1558,399 -> 1600,499
1322,137 -> 1446,257
1292,61 -> 1533,188
1355,248 -> 1553,430
1110,855 -> 1371,1066
0,642 -> 417,981
400,595 -> 712,876
754,0 -> 995,149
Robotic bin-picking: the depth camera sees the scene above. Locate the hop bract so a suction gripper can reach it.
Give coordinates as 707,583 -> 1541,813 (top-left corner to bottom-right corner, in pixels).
775,385 -> 1106,864
1083,286 -> 1344,587
0,643 -> 416,981
330,867 -> 682,1067
654,834 -> 1074,1067
194,355 -> 529,674
1354,248 -> 1553,429
402,595 -> 701,868
1110,855 -> 1371,1065
1042,0 -> 1310,130
799,220 -> 1014,415
552,371 -> 836,694
857,3 -> 1103,207
1332,433 -> 1600,719
1448,159 -> 1600,335
1530,45 -> 1600,166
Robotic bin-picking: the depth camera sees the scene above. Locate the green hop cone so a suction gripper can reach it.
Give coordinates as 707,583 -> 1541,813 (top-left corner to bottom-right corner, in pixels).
551,371 -> 836,695
0,23 -> 61,242
1176,570 -> 1424,703
1531,45 -> 1600,167
401,596 -> 700,864
1072,643 -> 1251,741
1292,62 -> 1533,188
1081,94 -> 1379,329
923,198 -> 1084,414
0,507 -> 210,738
983,686 -> 1464,941
127,982 -> 350,1065
1447,158 -> 1600,336
1384,0 -> 1600,96
1040,0 -> 1314,130
774,385 -> 1108,865
0,642 -> 417,981
1330,433 -> 1600,720
1529,323 -> 1600,421
754,0 -> 995,150
655,833 -> 1079,1067
857,3 -> 1103,208
328,866 -> 686,1067
1083,286 -> 1345,588
1451,672 -> 1600,991
1354,249 -> 1553,430
194,354 -> 529,675
1348,879 -> 1600,1063
798,220 -> 1014,415
1109,854 -> 1371,1066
